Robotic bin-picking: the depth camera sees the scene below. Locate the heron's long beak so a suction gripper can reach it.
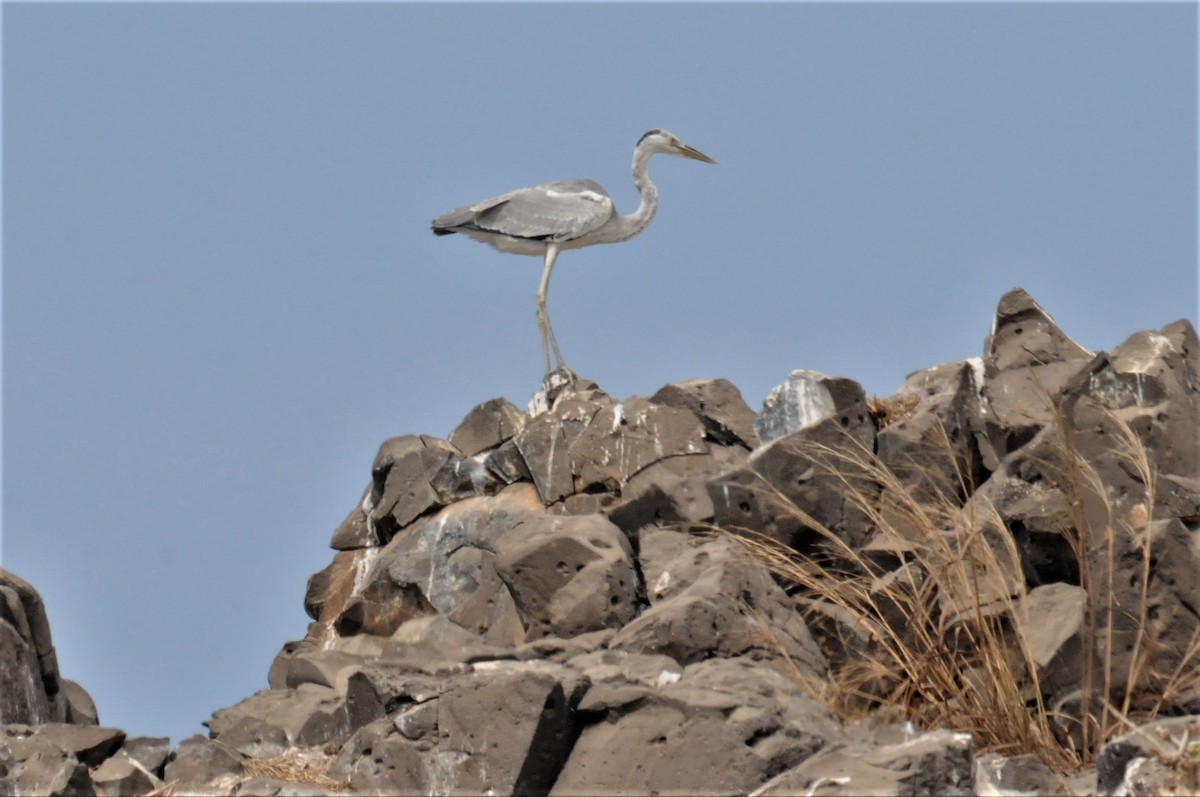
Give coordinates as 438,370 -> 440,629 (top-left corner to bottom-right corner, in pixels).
676,143 -> 716,164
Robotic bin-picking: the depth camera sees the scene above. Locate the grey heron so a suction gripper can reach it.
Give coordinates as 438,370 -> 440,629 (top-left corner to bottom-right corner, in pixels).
431,129 -> 715,376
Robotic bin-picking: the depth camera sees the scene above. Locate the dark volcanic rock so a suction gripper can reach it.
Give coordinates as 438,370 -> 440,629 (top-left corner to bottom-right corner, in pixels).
91,750 -> 163,796
961,426 -> 1081,588
368,435 -> 462,542
448,397 -> 525,457
1017,582 -> 1088,697
876,359 -> 988,533
322,482 -> 639,646
709,374 -> 876,552
437,662 -> 585,795
753,725 -> 975,796
11,724 -> 124,768
338,489 -> 532,641
569,397 -> 709,492
163,734 -> 242,793
0,607 -> 50,726
607,444 -> 747,536
495,511 -> 639,640
650,377 -> 760,449
754,369 -> 872,445
1,726 -> 96,797
207,675 -> 384,754
1056,322 -> 1200,705
979,288 -> 1094,467
330,717 -> 429,794
516,388 -> 614,504
555,657 -> 838,796
975,752 -> 1063,797
164,289 -> 1200,797
610,528 -> 828,676
1095,715 -> 1200,796
58,679 -> 98,727
0,569 -> 95,727
329,486 -> 376,551
121,735 -> 170,777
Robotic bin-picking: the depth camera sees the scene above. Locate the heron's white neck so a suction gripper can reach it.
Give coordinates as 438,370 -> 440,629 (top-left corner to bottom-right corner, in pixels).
609,144 -> 660,243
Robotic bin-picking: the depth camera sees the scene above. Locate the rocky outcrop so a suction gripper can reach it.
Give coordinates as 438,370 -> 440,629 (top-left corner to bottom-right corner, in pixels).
3,288 -> 1198,796
0,570 -> 97,728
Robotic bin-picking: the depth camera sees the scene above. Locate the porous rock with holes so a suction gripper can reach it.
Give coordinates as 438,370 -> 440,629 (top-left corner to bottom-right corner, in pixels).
5,287 -> 1199,796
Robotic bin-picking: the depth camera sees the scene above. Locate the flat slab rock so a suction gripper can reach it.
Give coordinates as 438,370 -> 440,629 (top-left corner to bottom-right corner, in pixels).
752,725 -> 975,796
554,657 -> 840,796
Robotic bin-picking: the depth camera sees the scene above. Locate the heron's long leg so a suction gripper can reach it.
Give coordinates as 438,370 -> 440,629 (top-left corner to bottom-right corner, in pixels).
535,244 -> 566,374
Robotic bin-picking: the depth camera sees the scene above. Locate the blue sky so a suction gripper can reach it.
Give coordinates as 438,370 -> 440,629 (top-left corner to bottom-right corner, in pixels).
4,3 -> 1196,743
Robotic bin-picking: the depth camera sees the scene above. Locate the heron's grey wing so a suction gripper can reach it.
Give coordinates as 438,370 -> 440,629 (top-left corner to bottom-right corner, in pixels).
452,180 -> 614,242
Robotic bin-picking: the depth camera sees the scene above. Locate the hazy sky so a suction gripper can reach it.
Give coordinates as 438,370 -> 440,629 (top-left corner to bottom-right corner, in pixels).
5,3 -> 1196,743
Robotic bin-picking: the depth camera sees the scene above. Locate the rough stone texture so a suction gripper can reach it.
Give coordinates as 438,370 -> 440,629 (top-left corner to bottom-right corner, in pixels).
163,734 -> 243,793
877,359 -> 988,535
368,435 -> 463,543
329,486 -> 376,551
0,726 -> 96,797
58,679 -> 98,727
565,649 -> 683,690
0,724 -> 127,797
979,288 -> 1095,468
709,375 -> 877,552
496,511 -> 639,640
329,717 -> 429,794
611,528 -> 828,676
607,444 -> 747,537
122,735 -> 171,777
754,369 -> 871,445
437,662 -> 585,795
91,750 -> 163,796
323,483 -> 638,645
569,397 -> 709,492
0,569 -> 95,727
1059,322 -> 1200,709
0,611 -> 49,727
7,724 -> 125,768
334,487 -> 537,641
8,289 -> 1200,797
974,752 -> 1064,797
555,657 -> 839,796
1095,715 -> 1200,796
516,390 -> 614,504
753,725 -> 975,796
448,397 -> 525,457
962,426 -> 1081,589
650,377 -> 760,449
1017,582 -> 1088,697
207,675 -> 384,754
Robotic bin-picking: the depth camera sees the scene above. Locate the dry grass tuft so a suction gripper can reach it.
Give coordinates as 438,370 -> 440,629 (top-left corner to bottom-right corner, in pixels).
143,782 -> 177,797
241,748 -> 348,792
868,393 -> 920,429
714,409 -> 1199,775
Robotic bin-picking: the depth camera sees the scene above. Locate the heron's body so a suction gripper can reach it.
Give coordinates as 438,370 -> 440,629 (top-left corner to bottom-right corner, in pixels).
432,129 -> 714,375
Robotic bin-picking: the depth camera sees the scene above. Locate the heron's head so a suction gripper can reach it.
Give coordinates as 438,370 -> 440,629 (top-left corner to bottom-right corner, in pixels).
637,129 -> 716,164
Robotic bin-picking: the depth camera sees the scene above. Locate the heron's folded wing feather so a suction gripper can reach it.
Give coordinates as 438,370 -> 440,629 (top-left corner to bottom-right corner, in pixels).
470,180 -> 614,242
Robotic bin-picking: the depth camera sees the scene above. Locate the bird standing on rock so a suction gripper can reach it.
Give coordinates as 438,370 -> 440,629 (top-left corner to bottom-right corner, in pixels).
431,129 -> 715,378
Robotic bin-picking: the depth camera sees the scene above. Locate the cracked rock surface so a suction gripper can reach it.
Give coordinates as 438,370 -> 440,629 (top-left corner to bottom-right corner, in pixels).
4,288 -> 1198,796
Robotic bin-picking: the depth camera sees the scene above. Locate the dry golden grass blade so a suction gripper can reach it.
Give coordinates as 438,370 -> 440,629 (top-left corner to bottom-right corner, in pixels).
241,748 -> 349,792
868,393 -> 920,429
143,781 -> 177,797
711,409 -> 1190,775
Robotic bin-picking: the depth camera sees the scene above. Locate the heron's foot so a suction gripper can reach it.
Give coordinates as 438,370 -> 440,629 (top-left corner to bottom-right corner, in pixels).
542,364 -> 577,388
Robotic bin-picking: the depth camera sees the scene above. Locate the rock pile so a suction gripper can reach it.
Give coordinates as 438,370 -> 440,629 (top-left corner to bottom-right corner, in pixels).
0,571 -> 170,795
3,288 -> 1197,796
